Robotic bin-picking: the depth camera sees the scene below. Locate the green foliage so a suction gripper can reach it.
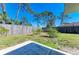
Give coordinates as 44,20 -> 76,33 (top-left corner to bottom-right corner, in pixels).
47,28 -> 59,38
14,20 -> 20,25
0,26 -> 9,35
0,32 -> 79,50
2,13 -> 7,21
32,29 -> 35,34
33,28 -> 42,35
26,24 -> 32,26
1,12 -> 8,24
36,28 -> 42,33
33,38 -> 58,48
0,20 -> 3,23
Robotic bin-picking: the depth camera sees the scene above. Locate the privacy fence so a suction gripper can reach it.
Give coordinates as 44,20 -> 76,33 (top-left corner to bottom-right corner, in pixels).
0,24 -> 33,35
57,26 -> 79,34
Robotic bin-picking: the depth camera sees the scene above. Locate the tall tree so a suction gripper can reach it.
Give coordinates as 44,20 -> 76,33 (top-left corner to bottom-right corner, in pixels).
0,13 -> 3,23
22,16 -> 27,25
16,4 -> 22,24
34,14 -> 41,27
47,12 -> 56,28
59,12 -> 71,26
40,11 -> 56,28
15,3 -> 35,25
59,12 -> 64,26
22,3 -> 42,27
1,3 -> 7,24
23,3 -> 36,15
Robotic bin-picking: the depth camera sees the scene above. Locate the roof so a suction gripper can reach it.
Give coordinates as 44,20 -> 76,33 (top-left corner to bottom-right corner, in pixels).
62,22 -> 79,26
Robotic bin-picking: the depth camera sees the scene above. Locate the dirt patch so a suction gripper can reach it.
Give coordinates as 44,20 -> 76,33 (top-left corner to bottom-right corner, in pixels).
59,46 -> 79,55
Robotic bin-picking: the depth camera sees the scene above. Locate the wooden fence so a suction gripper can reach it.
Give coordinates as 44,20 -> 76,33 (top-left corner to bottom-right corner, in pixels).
0,24 -> 33,35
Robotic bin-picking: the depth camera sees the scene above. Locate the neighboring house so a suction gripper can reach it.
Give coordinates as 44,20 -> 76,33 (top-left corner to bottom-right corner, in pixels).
62,22 -> 79,26
57,22 -> 79,33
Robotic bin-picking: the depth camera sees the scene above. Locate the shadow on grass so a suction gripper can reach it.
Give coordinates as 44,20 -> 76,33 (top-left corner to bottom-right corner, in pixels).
41,35 -> 55,38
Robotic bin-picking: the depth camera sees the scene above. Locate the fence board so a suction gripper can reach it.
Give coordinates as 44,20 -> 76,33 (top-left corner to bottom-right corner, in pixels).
0,24 -> 33,35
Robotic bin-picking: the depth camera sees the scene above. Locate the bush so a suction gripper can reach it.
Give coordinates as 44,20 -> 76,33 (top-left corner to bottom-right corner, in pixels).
47,28 -> 59,38
36,28 -> 42,33
0,26 -> 9,35
33,28 -> 42,35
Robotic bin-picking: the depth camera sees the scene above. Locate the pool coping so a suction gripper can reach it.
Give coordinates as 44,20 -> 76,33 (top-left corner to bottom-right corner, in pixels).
0,40 -> 71,55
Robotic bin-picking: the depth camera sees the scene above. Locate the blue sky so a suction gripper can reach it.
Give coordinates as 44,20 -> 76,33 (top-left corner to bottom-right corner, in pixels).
0,3 -> 79,27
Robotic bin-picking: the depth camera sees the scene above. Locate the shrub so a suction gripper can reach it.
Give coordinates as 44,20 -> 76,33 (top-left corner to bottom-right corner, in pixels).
32,28 -> 42,35
36,28 -> 42,33
47,28 -> 59,38
0,26 -> 9,35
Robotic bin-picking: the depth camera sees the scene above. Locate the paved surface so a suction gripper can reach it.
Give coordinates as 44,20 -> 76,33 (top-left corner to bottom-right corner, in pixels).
5,43 -> 65,55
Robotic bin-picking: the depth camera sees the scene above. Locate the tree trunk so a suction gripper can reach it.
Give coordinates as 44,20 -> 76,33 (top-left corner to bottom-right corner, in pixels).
16,4 -> 22,23
60,12 -> 64,26
1,3 -> 6,24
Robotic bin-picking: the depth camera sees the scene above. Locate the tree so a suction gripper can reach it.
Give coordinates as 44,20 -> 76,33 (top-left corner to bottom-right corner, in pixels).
40,11 -> 56,28
15,4 -> 34,25
0,3 -> 8,24
22,16 -> 27,25
59,12 -> 71,26
23,3 -> 36,14
0,13 -> 3,23
46,12 -> 56,28
34,14 -> 41,27
59,12 -> 64,25
15,20 -> 21,25
39,11 -> 59,38
15,4 -> 22,24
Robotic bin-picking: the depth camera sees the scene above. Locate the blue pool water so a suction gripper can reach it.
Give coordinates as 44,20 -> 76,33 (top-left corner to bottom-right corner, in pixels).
5,43 -> 65,55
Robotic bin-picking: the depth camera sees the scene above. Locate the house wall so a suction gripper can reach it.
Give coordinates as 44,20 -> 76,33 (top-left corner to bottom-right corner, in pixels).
57,26 -> 79,34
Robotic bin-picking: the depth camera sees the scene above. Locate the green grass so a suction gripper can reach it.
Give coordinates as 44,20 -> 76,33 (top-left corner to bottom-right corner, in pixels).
32,38 -> 57,48
0,33 -> 79,50
0,34 -> 58,50
0,35 -> 29,49
57,33 -> 79,48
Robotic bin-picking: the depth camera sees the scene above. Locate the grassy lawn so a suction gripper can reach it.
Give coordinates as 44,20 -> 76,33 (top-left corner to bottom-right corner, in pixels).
0,33 -> 79,50
58,33 -> 79,48
0,35 -> 29,49
0,33 -> 58,50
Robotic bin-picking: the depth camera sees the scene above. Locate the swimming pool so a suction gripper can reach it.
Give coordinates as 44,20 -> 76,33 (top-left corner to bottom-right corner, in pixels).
0,41 -> 70,55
